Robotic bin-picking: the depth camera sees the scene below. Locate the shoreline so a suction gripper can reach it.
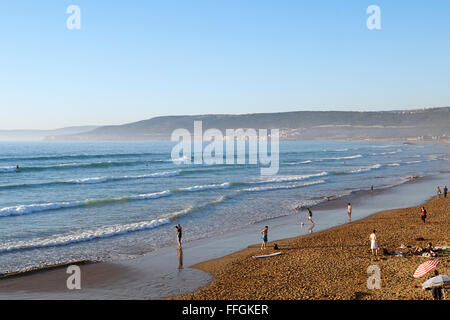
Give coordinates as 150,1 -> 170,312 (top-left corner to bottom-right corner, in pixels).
0,172 -> 448,299
0,174 -> 425,280
172,195 -> 449,300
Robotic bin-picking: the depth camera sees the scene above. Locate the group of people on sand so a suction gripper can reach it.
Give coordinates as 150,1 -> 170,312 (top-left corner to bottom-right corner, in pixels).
175,184 -> 447,256
259,202 -> 354,250
436,185 -> 448,198
413,242 -> 438,257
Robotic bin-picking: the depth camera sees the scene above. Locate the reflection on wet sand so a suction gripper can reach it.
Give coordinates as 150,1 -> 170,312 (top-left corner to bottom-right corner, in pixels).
177,247 -> 183,270
308,222 -> 315,234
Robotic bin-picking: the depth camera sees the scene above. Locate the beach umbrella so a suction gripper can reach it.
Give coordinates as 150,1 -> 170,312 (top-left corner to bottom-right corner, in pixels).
413,260 -> 440,278
421,275 -> 450,289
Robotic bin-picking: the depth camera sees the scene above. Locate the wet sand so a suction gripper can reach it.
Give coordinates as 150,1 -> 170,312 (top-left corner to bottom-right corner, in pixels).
0,261 -> 130,293
173,195 -> 449,300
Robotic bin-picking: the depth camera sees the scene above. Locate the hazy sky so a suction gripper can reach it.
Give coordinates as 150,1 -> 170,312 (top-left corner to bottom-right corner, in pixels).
0,1 -> 449,129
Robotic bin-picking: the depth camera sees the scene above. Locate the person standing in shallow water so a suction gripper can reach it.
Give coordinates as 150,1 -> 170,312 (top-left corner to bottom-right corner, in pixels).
175,224 -> 182,248
347,203 -> 352,223
260,226 -> 268,250
306,208 -> 315,233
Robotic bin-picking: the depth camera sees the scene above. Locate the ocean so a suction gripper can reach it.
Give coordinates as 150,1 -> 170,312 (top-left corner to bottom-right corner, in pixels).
0,140 -> 449,274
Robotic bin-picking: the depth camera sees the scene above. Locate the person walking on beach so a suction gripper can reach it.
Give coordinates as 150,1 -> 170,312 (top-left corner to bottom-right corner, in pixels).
306,208 -> 315,233
260,226 -> 269,250
420,207 -> 427,224
175,224 -> 182,248
436,186 -> 441,198
369,230 -> 378,256
444,185 -> 448,198
347,203 -> 352,223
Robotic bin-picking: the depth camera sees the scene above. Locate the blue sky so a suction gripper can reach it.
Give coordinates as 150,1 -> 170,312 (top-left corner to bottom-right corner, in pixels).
0,1 -> 449,129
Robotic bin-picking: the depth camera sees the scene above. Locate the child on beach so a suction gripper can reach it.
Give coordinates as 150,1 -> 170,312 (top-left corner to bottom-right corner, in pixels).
369,230 -> 378,256
347,203 -> 352,223
260,226 -> 268,250
420,207 -> 427,224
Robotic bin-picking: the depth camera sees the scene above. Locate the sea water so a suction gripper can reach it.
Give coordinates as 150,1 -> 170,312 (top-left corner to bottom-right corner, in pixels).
0,141 -> 448,274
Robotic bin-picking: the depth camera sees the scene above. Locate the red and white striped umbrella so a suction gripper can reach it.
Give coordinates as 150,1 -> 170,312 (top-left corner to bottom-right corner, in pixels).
413,260 -> 440,278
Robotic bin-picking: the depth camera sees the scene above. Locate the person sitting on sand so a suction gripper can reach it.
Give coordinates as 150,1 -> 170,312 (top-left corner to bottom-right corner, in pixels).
260,226 -> 269,250
369,230 -> 378,256
420,207 -> 427,224
414,242 -> 437,257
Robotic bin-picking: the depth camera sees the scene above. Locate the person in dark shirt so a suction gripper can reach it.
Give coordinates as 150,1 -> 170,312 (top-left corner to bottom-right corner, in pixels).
175,224 -> 182,248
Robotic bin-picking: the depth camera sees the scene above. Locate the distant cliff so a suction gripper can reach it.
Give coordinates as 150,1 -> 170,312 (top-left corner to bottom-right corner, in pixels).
45,108 -> 450,142
0,126 -> 98,141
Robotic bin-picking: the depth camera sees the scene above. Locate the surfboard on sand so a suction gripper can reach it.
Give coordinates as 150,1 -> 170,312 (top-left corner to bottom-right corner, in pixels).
252,252 -> 282,258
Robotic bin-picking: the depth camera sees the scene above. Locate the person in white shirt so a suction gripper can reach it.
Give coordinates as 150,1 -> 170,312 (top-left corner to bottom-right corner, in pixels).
369,230 -> 378,256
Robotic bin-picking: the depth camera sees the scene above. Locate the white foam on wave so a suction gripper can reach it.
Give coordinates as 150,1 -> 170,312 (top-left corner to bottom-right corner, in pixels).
0,195 -> 231,253
319,154 -> 363,161
68,177 -> 109,184
350,164 -> 382,173
0,180 -> 232,218
404,160 -> 422,164
255,171 -> 328,184
0,218 -> 171,253
126,190 -> 173,200
0,190 -> 173,217
371,145 -> 397,149
178,182 -> 231,192
371,149 -> 402,156
0,166 -> 17,173
67,170 -> 181,184
284,160 -> 312,165
242,179 -> 325,192
0,201 -> 85,217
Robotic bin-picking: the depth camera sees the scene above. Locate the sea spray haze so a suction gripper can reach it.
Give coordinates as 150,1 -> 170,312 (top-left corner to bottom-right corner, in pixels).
0,141 -> 449,273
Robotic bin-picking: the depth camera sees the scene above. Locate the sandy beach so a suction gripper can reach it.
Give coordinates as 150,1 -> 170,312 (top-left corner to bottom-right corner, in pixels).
173,195 -> 449,300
